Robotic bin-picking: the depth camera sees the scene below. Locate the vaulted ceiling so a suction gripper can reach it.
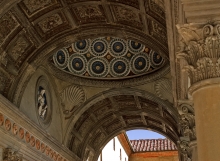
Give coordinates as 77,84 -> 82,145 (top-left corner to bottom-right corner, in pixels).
0,1 -> 180,161
0,0 -> 168,100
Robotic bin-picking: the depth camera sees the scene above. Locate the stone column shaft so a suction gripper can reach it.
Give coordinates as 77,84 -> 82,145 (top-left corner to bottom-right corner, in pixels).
192,83 -> 220,161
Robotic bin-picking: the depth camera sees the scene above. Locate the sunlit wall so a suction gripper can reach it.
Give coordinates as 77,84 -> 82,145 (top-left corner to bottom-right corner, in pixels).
97,136 -> 128,161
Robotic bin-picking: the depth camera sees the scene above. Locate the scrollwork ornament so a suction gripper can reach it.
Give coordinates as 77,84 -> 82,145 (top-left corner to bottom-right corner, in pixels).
178,101 -> 196,141
178,140 -> 191,161
203,24 -> 213,38
3,148 -> 23,161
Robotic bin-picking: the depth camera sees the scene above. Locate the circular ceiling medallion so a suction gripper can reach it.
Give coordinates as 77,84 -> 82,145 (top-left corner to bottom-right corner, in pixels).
73,39 -> 90,54
128,40 -> 144,54
88,57 -> 109,77
68,54 -> 87,75
110,57 -> 129,77
150,51 -> 164,68
53,49 -> 69,69
109,38 -> 127,57
52,37 -> 165,80
131,53 -> 150,74
91,38 -> 108,57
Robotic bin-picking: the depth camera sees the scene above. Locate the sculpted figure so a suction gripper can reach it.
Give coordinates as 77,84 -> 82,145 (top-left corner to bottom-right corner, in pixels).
38,87 -> 48,119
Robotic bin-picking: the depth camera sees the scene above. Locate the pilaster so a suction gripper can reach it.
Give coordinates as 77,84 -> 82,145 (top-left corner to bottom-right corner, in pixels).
177,100 -> 197,161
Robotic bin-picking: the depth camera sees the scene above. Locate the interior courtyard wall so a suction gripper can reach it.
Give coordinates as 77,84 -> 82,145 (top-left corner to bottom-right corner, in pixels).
0,94 -> 79,161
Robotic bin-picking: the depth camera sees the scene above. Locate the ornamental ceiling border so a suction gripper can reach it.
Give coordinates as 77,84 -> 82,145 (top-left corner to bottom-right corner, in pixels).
14,24 -> 171,88
52,36 -> 167,80
30,26 -> 170,87
30,25 -> 169,66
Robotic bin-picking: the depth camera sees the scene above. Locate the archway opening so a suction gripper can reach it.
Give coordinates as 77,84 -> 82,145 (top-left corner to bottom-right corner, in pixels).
97,129 -> 178,161
65,89 -> 180,161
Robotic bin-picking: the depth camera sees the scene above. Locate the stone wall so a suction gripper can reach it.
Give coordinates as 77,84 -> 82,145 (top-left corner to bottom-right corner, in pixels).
0,94 -> 80,161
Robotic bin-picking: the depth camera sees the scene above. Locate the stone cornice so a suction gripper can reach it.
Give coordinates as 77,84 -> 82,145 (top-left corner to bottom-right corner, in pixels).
177,22 -> 220,85
0,94 -> 80,161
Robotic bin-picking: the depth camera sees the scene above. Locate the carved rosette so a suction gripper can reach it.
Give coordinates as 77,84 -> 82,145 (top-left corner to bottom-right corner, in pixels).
177,23 -> 220,85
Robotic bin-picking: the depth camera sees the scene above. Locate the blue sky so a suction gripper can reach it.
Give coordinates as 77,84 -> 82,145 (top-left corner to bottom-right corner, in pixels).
126,129 -> 165,140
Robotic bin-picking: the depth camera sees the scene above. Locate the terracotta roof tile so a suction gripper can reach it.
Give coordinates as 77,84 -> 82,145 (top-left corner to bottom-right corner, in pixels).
130,139 -> 177,152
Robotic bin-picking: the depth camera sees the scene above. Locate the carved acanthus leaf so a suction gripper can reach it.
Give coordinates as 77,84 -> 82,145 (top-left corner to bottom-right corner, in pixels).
178,102 -> 196,141
177,23 -> 220,84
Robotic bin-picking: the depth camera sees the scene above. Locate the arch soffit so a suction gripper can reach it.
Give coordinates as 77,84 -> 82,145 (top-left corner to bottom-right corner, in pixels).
64,88 -> 179,160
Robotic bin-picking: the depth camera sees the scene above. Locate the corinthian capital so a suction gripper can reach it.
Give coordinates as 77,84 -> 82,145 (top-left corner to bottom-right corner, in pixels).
177,23 -> 220,85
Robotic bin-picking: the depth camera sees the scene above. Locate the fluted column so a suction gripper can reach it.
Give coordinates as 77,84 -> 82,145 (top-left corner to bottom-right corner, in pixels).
177,23 -> 220,161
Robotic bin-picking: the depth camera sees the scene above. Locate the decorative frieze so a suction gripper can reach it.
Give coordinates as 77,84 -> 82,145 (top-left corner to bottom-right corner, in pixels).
0,112 -> 68,161
177,23 -> 220,85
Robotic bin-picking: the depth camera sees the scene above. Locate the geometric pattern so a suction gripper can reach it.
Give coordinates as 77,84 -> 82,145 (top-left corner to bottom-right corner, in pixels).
53,37 -> 165,79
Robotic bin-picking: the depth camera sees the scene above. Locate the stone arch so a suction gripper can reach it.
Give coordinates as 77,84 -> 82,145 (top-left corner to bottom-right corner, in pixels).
64,88 -> 180,161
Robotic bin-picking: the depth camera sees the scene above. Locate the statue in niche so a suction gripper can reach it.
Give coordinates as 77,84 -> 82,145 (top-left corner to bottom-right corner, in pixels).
37,86 -> 48,119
